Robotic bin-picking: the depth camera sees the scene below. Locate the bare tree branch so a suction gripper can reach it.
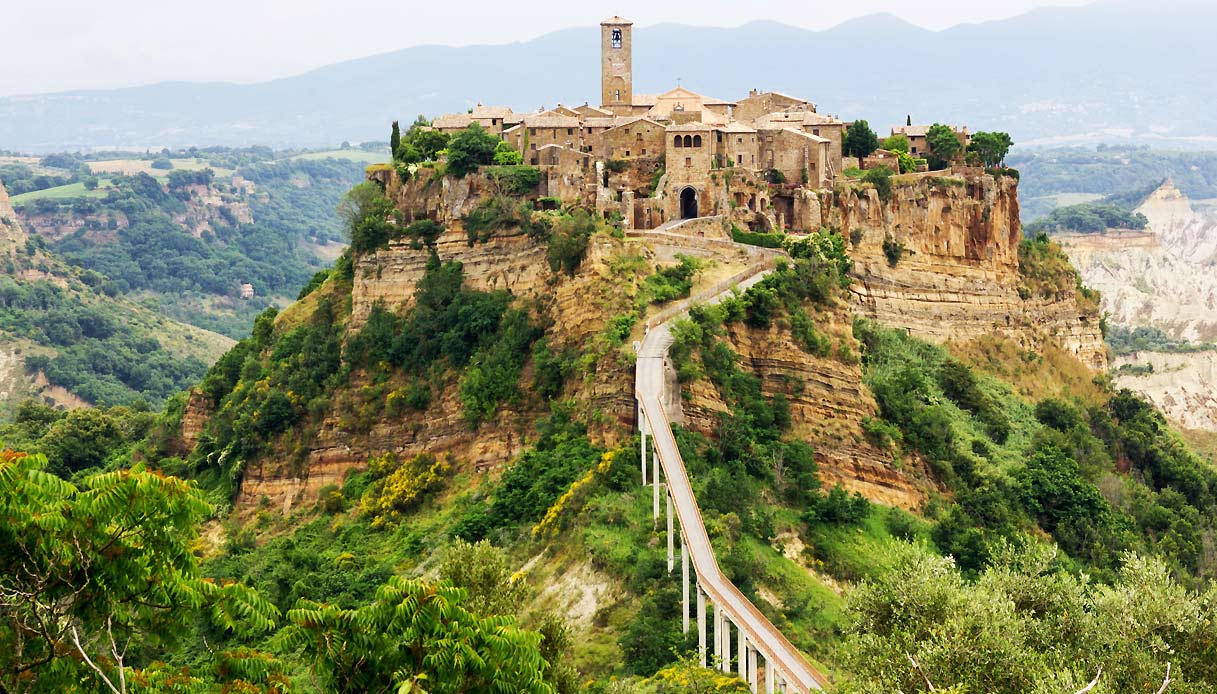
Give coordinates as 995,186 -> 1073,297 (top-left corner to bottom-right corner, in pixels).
70,626 -> 122,694
1156,662 -> 1172,694
906,653 -> 935,692
1073,667 -> 1102,694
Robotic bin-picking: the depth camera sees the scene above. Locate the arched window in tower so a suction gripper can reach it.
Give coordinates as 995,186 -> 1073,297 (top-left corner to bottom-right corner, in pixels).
693,135 -> 702,147
674,135 -> 683,148
683,135 -> 693,148
612,29 -> 622,48
615,89 -> 620,101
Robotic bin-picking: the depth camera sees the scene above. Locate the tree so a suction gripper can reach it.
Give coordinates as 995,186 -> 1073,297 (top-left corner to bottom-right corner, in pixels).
881,134 -> 910,154
439,539 -> 526,616
339,181 -> 396,254
390,120 -> 401,159
276,576 -> 554,694
446,124 -> 499,177
844,120 -> 880,161
907,114 -> 913,127
925,124 -> 963,170
493,140 -> 523,166
0,451 -> 283,693
969,131 -> 1014,168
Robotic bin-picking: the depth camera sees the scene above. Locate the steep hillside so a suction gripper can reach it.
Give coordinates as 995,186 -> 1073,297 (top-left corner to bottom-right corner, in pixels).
0,181 -> 231,411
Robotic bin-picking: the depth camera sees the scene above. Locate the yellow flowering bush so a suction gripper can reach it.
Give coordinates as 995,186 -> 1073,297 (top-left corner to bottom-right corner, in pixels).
360,452 -> 451,525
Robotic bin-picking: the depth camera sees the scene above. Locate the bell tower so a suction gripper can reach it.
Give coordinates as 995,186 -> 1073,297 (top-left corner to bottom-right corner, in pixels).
601,17 -> 633,114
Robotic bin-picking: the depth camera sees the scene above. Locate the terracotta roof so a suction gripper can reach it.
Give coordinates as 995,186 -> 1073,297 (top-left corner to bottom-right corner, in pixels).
745,90 -> 814,105
667,122 -> 713,132
521,114 -> 581,128
470,105 -> 515,119
576,104 -> 614,117
602,16 -> 633,25
654,86 -> 736,106
892,125 -> 932,137
432,113 -> 474,129
758,125 -> 830,144
718,122 -> 757,134
632,94 -> 659,106
582,117 -> 618,128
603,117 -> 665,134
800,112 -> 842,125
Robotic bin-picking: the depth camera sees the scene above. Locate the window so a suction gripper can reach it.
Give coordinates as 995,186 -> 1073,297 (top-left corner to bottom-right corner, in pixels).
625,150 -> 631,157
567,128 -> 573,135
738,137 -> 743,144
911,146 -> 918,154
674,136 -> 683,148
642,148 -> 647,155
530,144 -> 536,150
530,127 -> 536,135
685,157 -> 692,167
693,135 -> 702,147
683,135 -> 692,148
737,154 -> 743,164
611,29 -> 622,48
615,89 -> 620,101
813,128 -> 820,135
492,119 -> 498,125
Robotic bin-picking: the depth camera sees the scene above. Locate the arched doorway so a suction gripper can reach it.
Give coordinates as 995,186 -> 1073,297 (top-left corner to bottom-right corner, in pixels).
680,187 -> 698,219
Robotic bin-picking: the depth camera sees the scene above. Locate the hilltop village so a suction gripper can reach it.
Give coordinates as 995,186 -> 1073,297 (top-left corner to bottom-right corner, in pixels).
415,17 -> 976,233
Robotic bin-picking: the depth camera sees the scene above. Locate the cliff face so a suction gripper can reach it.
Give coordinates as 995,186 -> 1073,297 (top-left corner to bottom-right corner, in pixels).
681,313 -> 926,509
230,169 -> 1107,512
836,172 -> 1107,371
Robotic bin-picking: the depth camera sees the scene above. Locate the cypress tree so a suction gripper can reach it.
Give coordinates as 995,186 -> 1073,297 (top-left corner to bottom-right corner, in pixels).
390,120 -> 401,160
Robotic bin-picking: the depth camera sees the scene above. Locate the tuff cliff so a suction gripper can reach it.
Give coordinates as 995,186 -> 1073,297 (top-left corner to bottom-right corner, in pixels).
835,171 -> 1107,370
218,168 -> 1106,512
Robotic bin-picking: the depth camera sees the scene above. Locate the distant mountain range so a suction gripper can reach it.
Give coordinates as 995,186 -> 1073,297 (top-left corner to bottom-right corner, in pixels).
2,0 -> 1214,152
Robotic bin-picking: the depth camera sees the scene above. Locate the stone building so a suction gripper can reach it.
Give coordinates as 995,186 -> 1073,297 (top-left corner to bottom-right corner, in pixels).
891,124 -> 970,157
419,15 -> 918,233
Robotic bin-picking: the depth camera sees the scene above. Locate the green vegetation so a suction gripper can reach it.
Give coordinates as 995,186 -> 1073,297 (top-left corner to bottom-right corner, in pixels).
838,542 -> 1216,693
730,224 -> 785,248
392,116 -> 450,166
879,134 -> 909,154
0,277 -> 209,405
446,124 -> 500,178
642,254 -> 704,304
967,131 -> 1014,168
882,235 -> 904,267
855,318 -> 1217,583
1107,324 -> 1216,355
1017,232 -> 1099,311
862,166 -> 893,202
1010,146 -> 1217,201
1026,201 -> 1148,234
843,120 -> 880,160
925,123 -> 962,170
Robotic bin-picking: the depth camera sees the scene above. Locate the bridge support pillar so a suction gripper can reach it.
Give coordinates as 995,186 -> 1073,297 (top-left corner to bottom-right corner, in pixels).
652,445 -> 660,523
681,534 -> 689,634
666,490 -> 674,572
721,615 -> 731,673
738,628 -> 746,679
712,602 -> 722,668
747,645 -> 758,693
765,660 -> 776,694
697,586 -> 706,666
639,410 -> 647,487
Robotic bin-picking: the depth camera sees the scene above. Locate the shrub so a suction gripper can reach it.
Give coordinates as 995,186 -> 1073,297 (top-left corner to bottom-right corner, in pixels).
862,166 -> 894,202
446,124 -> 499,177
882,236 -> 904,267
642,254 -> 703,304
486,165 -> 541,195
360,452 -> 450,524
730,224 -> 784,248
492,141 -> 523,166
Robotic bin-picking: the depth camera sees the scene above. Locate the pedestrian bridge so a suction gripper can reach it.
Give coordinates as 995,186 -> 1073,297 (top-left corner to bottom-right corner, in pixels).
634,250 -> 827,693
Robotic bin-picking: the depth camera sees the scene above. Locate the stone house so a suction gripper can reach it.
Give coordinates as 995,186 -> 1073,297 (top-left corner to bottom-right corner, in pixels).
714,122 -> 758,169
596,118 -> 667,161
891,124 -> 970,158
757,127 -> 831,188
735,90 -> 816,123
504,114 -> 584,157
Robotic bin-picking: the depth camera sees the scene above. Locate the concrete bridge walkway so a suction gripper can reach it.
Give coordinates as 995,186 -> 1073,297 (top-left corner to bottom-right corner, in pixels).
635,253 -> 827,693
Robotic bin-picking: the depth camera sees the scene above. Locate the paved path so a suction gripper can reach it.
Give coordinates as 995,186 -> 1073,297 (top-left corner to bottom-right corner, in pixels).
635,259 -> 826,692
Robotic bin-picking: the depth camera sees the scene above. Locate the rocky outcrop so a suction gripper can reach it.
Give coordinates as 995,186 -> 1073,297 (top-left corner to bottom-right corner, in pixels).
0,182 -> 26,252
1113,349 -> 1217,431
836,171 -> 1107,370
681,313 -> 926,510
1057,181 -> 1217,343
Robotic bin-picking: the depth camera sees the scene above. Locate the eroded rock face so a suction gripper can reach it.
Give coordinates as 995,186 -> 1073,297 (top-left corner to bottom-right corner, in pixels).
836,172 -> 1106,371
681,315 -> 926,510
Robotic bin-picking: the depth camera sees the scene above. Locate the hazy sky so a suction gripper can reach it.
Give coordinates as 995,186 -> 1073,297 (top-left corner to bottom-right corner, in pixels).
5,0 -> 1093,97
